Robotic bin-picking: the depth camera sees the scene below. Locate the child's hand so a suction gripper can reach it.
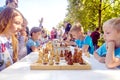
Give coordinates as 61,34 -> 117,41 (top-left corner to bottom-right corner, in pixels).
84,52 -> 90,58
106,40 -> 115,50
98,57 -> 105,63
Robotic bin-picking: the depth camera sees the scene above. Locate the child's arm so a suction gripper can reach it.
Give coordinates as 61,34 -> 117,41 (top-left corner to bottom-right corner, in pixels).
82,45 -> 89,53
94,51 -> 105,63
31,45 -> 42,52
64,40 -> 76,46
82,45 -> 90,57
105,41 -> 120,68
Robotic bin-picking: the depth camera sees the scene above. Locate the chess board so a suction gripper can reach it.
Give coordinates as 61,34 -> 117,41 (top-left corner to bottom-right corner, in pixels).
30,60 -> 91,70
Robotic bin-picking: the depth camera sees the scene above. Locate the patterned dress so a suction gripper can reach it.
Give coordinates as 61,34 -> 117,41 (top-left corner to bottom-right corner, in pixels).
0,36 -> 13,71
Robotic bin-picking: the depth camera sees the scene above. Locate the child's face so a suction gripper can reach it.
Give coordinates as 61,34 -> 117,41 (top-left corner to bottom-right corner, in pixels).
9,14 -> 23,34
7,0 -> 18,8
33,31 -> 41,40
70,31 -> 80,39
103,25 -> 119,42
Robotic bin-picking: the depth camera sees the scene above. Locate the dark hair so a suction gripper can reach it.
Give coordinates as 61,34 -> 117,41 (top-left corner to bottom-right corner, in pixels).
26,27 -> 29,36
96,28 -> 99,31
6,0 -> 13,5
6,0 -> 18,5
30,27 -> 41,36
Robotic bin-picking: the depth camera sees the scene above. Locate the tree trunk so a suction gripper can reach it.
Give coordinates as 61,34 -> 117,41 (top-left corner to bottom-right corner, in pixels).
98,0 -> 102,31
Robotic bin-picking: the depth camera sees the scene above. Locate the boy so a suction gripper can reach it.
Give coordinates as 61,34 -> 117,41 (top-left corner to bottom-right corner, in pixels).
26,27 -> 41,54
66,22 -> 94,55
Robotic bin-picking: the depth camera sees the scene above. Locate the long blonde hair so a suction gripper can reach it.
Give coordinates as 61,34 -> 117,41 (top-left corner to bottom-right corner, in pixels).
0,7 -> 24,62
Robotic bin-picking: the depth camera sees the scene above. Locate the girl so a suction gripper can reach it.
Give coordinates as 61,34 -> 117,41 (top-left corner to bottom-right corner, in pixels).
0,7 -> 24,70
94,18 -> 120,68
18,18 -> 28,60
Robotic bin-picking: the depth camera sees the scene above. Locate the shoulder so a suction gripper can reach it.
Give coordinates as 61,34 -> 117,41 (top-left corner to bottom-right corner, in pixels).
85,35 -> 92,40
26,38 -> 34,44
95,43 -> 107,56
0,6 -> 6,12
96,43 -> 107,51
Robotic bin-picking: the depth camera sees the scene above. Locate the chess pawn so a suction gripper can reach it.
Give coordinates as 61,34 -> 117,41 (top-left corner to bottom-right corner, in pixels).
43,58 -> 48,65
78,49 -> 82,55
39,51 -> 43,59
79,57 -> 84,64
60,50 -> 64,60
55,56 -> 60,64
50,49 -> 55,57
56,50 -> 59,56
67,58 -> 73,65
36,59 -> 42,64
44,54 -> 49,61
73,53 -> 78,63
44,48 -> 49,54
68,51 -> 72,59
64,50 -> 69,57
49,55 -> 54,60
49,59 -> 54,65
43,54 -> 49,64
60,50 -> 64,57
74,48 -> 78,54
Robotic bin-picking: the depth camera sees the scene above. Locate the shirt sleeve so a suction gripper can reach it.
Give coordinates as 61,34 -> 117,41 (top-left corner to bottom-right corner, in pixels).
84,35 -> 94,54
96,43 -> 107,57
26,39 -> 36,48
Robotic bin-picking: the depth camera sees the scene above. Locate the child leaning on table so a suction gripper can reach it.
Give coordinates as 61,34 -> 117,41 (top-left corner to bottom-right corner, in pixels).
26,27 -> 42,54
66,22 -> 94,55
0,7 -> 24,71
94,18 -> 120,68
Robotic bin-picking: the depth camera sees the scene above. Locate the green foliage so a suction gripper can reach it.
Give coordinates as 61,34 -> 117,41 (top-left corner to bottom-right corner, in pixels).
98,36 -> 105,47
65,0 -> 120,32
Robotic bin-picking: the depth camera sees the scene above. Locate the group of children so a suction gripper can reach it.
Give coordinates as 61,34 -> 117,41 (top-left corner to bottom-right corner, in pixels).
64,19 -> 120,69
0,7 -> 45,71
0,5 -> 120,71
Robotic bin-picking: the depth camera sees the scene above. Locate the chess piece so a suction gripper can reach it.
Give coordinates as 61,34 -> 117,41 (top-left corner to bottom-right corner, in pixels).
43,54 -> 49,65
49,59 -> 54,65
67,58 -> 73,65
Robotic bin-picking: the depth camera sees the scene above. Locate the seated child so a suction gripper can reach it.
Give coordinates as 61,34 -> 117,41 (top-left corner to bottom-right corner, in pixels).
26,27 -> 41,54
0,7 -> 24,71
94,18 -> 120,68
18,18 -> 28,60
66,22 -> 94,55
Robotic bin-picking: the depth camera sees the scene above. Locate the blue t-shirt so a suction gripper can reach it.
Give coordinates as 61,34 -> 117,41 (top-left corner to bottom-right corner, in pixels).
26,38 -> 40,54
96,43 -> 120,58
75,35 -> 94,54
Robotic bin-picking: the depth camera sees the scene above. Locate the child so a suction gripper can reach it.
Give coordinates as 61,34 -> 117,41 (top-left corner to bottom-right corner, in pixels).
94,18 -> 120,68
90,28 -> 100,50
26,27 -> 41,54
0,7 -> 24,71
0,0 -> 18,12
18,18 -> 28,60
66,22 -> 94,55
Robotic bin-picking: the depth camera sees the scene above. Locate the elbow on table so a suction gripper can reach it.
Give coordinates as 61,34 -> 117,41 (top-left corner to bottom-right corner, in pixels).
105,63 -> 115,69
